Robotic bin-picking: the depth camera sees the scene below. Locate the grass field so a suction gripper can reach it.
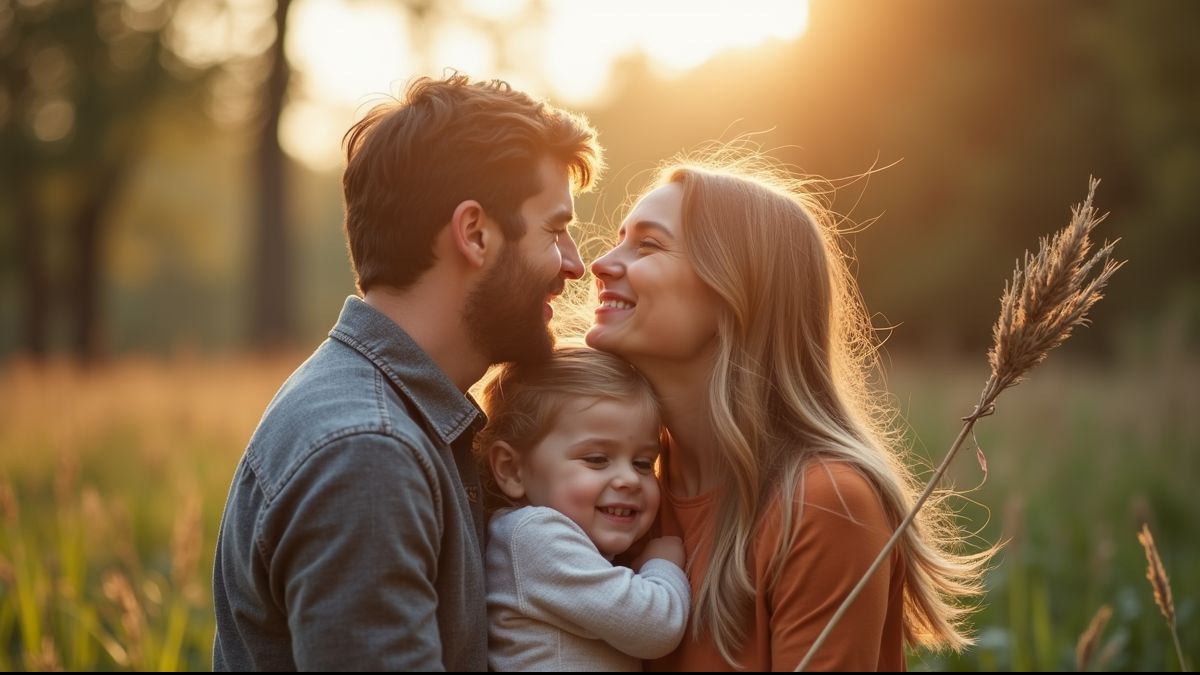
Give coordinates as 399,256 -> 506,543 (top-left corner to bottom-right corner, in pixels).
0,351 -> 1195,671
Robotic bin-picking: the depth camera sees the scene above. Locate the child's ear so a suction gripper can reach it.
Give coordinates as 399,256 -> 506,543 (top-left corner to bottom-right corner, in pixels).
487,441 -> 526,501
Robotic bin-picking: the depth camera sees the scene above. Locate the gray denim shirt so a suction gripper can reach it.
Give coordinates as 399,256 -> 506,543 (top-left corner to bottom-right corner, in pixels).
213,296 -> 487,671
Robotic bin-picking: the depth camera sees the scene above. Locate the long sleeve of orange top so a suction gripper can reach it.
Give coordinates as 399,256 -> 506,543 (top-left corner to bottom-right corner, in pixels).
759,461 -> 906,672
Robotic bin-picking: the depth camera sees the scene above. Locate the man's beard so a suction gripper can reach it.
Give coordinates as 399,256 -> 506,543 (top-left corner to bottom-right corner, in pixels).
464,244 -> 559,366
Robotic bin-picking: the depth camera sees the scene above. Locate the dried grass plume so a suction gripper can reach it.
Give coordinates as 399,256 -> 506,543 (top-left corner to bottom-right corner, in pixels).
1138,524 -> 1175,625
1076,604 -> 1112,672
1138,523 -> 1187,671
987,177 -> 1123,399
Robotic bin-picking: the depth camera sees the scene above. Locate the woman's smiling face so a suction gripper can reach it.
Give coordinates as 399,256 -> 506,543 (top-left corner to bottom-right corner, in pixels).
586,183 -> 721,367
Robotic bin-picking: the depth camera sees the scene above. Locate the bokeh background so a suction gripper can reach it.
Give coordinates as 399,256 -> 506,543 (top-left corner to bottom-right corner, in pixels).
1,0 -> 1197,670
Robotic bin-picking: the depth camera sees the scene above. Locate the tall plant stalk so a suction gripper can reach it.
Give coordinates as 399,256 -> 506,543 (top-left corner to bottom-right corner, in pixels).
1139,524 -> 1188,671
796,178 -> 1123,671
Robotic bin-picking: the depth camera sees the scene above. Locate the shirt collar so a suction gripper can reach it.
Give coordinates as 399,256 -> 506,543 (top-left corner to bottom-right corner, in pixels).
328,296 -> 484,445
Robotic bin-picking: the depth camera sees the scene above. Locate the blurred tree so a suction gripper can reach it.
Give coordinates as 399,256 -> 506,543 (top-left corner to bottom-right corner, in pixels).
0,42 -> 48,357
0,0 -> 210,361
250,0 -> 295,350
248,0 -> 461,350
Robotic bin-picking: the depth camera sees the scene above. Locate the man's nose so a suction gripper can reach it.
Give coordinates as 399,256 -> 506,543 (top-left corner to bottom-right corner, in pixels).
559,230 -> 584,280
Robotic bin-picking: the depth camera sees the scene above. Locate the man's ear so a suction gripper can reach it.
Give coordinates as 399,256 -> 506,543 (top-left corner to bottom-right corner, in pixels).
487,441 -> 527,501
448,200 -> 498,269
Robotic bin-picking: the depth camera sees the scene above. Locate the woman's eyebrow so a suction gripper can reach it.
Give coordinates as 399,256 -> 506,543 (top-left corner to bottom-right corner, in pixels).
621,220 -> 674,239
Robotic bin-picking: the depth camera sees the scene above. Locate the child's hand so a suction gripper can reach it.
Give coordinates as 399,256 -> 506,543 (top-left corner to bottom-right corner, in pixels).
636,535 -> 685,570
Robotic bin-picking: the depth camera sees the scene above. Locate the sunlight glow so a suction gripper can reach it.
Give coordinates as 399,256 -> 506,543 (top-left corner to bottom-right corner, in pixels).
539,0 -> 808,100
168,0 -> 275,67
282,0 -> 414,168
430,22 -> 497,78
280,99 -> 354,172
286,0 -> 412,108
283,0 -> 809,168
636,0 -> 810,74
460,0 -> 529,22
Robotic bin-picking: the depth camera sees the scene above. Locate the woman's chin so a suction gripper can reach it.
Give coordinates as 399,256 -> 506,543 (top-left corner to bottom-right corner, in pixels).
584,325 -> 605,349
585,327 -> 618,354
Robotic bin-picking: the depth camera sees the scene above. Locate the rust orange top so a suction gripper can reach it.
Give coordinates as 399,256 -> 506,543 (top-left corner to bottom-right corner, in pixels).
647,461 -> 907,672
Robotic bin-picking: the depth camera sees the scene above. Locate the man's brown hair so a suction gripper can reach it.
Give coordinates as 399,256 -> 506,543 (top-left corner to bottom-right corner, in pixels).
341,72 -> 603,293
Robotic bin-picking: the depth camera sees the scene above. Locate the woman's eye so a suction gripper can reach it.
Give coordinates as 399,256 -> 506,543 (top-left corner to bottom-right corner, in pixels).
636,239 -> 661,252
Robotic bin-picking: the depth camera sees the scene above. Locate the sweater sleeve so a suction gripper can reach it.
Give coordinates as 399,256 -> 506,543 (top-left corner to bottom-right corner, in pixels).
763,462 -> 897,672
508,507 -> 690,659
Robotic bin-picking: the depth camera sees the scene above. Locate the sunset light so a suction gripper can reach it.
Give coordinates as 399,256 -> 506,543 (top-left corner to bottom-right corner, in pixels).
278,0 -> 810,169
4,2 -> 1196,671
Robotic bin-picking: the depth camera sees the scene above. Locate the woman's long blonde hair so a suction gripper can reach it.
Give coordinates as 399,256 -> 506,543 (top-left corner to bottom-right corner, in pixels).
653,158 -> 992,666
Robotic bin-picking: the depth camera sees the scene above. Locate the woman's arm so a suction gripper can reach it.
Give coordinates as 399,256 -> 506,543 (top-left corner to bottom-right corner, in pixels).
765,462 -> 898,672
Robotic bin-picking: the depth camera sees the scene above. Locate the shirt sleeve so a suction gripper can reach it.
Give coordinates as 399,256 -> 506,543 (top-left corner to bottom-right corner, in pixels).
764,462 -> 897,672
509,507 -> 691,660
263,433 -> 446,671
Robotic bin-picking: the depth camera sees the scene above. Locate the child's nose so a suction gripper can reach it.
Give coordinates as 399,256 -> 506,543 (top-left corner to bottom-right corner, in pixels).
611,463 -> 639,489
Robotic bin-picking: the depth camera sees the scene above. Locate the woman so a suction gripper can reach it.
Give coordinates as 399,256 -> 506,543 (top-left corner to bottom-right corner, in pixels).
585,159 -> 991,671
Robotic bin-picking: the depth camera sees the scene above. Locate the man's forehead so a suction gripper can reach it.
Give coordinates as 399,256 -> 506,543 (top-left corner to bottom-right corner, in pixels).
529,160 -> 574,214
538,159 -> 573,194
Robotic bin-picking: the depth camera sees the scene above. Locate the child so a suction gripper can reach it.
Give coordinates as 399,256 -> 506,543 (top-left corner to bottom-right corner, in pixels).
475,347 -> 689,672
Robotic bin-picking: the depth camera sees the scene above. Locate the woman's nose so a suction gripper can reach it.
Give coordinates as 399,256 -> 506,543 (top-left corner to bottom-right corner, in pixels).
591,247 -> 622,280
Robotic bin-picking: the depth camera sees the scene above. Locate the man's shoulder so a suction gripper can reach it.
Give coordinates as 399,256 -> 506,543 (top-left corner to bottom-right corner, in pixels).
243,339 -> 446,493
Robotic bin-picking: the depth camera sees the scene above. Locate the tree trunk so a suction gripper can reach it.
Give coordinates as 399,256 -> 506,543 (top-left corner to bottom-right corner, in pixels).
14,177 -> 49,359
250,0 -> 295,350
69,161 -> 129,363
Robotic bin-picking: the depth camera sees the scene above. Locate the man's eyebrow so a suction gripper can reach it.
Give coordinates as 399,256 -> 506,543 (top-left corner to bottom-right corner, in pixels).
544,208 -> 574,227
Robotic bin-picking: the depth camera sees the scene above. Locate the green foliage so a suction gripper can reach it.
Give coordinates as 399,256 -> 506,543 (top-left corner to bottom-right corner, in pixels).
0,0 -> 213,357
0,354 -> 1195,671
892,354 -> 1199,671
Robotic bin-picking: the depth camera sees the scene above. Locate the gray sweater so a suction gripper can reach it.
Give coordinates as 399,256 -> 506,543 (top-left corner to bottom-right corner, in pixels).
485,506 -> 690,672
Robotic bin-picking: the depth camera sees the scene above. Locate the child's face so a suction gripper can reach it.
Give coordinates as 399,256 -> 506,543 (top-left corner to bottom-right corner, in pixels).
520,396 -> 661,558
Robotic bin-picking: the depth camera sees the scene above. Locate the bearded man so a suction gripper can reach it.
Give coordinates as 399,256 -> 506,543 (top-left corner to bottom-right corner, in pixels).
212,72 -> 602,671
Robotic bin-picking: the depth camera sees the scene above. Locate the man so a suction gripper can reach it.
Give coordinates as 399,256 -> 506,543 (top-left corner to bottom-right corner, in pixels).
212,73 -> 603,671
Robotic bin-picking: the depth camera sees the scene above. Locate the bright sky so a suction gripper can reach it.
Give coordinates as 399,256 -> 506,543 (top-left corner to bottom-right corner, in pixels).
271,0 -> 809,170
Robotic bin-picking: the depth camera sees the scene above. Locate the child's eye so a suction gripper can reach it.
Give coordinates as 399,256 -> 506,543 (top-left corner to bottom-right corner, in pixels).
634,459 -> 656,473
582,456 -> 609,467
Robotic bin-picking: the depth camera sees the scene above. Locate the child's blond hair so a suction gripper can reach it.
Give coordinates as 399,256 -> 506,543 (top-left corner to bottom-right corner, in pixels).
475,347 -> 661,505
